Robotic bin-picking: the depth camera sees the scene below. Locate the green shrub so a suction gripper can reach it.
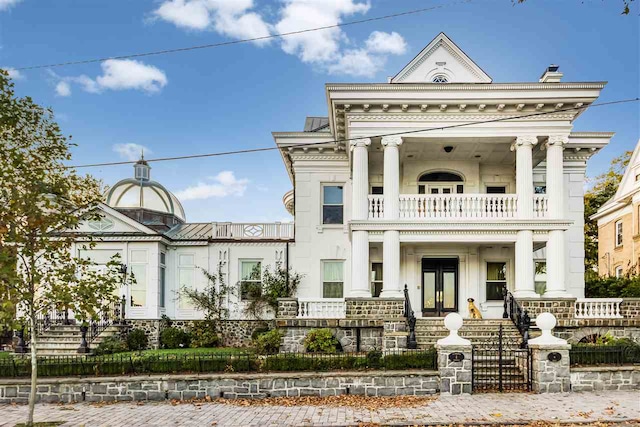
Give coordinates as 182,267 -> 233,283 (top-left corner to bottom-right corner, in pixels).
366,349 -> 383,369
254,329 -> 282,355
160,327 -> 191,349
251,325 -> 270,340
383,350 -> 437,370
126,329 -> 148,351
304,328 -> 340,353
188,321 -> 220,348
93,335 -> 127,356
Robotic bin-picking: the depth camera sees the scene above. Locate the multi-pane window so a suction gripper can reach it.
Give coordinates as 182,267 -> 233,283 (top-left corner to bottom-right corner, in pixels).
159,252 -> 166,308
615,266 -> 623,278
129,250 -> 148,307
371,263 -> 383,297
322,261 -> 344,298
615,221 -> 623,247
534,261 -> 547,295
240,260 -> 262,301
322,185 -> 344,224
486,262 -> 507,301
178,254 -> 196,309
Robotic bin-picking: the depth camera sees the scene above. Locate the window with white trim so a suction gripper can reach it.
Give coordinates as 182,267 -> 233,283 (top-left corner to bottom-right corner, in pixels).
178,253 -> 196,309
159,252 -> 166,308
240,260 -> 262,301
615,220 -> 623,247
371,262 -> 383,297
322,185 -> 344,224
615,266 -> 623,278
322,261 -> 344,298
486,262 -> 507,301
129,250 -> 148,307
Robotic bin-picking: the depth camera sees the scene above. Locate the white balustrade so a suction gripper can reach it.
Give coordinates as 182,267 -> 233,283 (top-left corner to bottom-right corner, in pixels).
367,195 -> 384,219
396,194 -> 518,219
533,195 -> 549,218
211,222 -> 294,240
575,298 -> 623,319
297,299 -> 346,319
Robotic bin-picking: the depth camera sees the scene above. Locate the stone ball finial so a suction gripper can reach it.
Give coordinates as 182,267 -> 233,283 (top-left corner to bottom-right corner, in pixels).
437,313 -> 471,347
444,312 -> 463,332
536,312 -> 557,332
528,312 -> 568,346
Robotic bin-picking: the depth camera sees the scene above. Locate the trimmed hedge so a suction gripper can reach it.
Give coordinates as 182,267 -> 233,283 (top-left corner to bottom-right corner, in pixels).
0,349 -> 437,378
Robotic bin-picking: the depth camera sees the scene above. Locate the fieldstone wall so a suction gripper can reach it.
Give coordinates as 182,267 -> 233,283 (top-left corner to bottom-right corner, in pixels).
519,299 -> 576,320
0,371 -> 439,404
554,325 -> 640,344
383,321 -> 408,351
570,366 -> 640,392
126,319 -> 273,349
436,344 -> 472,395
530,344 -> 571,393
276,319 -> 384,353
276,298 -> 298,318
345,298 -> 405,319
620,299 -> 640,319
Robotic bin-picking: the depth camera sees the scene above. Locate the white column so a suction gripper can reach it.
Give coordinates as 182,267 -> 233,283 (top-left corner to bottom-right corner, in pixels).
512,135 -> 538,298
381,136 -> 403,298
544,134 -> 570,298
512,135 -> 537,219
350,138 -> 371,297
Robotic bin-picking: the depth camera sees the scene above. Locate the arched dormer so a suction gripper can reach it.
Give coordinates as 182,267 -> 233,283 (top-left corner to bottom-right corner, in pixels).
418,170 -> 465,194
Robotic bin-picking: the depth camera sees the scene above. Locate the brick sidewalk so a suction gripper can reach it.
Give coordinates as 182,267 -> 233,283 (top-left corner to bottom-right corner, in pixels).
1,391 -> 638,426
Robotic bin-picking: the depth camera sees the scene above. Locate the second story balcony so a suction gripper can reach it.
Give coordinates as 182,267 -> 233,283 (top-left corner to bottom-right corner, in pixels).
368,193 -> 548,220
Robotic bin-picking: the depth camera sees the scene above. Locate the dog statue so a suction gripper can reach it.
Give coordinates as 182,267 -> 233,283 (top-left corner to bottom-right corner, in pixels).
467,298 -> 482,319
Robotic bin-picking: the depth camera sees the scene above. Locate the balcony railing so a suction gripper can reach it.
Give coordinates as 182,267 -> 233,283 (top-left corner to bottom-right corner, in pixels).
211,222 -> 294,240
575,298 -> 623,319
297,298 -> 346,319
366,194 -> 549,220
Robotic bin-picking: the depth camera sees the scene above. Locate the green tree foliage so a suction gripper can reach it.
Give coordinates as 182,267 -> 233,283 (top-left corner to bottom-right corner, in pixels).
0,70 -> 124,426
303,328 -> 341,353
585,275 -> 640,298
584,151 -> 632,278
243,263 -> 302,320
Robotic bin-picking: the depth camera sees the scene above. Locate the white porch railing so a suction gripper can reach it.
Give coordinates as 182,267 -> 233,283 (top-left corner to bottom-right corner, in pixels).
297,299 -> 346,319
533,195 -> 548,218
211,222 -> 294,240
575,298 -> 623,319
398,194 -> 519,219
366,194 -> 551,220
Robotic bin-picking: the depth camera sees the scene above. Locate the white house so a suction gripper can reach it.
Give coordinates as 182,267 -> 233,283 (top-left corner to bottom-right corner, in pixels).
76,33 -> 612,322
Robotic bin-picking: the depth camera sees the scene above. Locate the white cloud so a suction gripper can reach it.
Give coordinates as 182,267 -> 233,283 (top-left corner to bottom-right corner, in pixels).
149,0 -> 406,77
52,59 -> 168,96
175,171 -> 249,201
0,0 -> 22,11
55,81 -> 71,97
152,0 -> 271,43
113,143 -> 152,161
365,31 -> 407,55
2,67 -> 23,80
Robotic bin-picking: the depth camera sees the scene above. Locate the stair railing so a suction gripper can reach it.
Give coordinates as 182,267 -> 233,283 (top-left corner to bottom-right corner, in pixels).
86,297 -> 123,344
404,284 -> 418,349
503,287 -> 530,348
34,305 -> 71,337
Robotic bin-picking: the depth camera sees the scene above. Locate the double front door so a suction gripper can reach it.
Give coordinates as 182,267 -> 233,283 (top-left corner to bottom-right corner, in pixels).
422,258 -> 458,317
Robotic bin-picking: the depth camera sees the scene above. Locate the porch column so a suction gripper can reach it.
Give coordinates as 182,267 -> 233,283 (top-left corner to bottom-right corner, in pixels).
544,134 -> 570,298
381,135 -> 403,298
350,138 -> 371,297
512,135 -> 538,298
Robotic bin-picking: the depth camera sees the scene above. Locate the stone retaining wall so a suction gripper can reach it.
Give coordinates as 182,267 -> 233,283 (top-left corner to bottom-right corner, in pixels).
345,298 -> 405,319
520,299 -> 576,320
276,319 -> 384,352
570,366 -> 640,392
554,325 -> 640,344
126,319 -> 273,349
0,371 -> 439,404
620,299 -> 640,319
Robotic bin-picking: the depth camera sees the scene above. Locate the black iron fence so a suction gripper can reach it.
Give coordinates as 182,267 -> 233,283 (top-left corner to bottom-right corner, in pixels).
0,348 -> 437,378
570,345 -> 640,366
503,290 -> 530,347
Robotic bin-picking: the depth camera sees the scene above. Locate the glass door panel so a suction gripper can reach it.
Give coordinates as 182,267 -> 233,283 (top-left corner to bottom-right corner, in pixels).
442,272 -> 456,309
423,272 -> 436,309
421,258 -> 458,316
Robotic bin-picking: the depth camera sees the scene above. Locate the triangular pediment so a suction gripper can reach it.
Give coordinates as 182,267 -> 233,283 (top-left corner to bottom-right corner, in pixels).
391,32 -> 492,84
75,203 -> 158,235
613,139 -> 640,200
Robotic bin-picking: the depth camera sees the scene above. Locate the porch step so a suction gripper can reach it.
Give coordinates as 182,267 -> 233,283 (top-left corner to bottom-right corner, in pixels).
32,324 -> 125,356
413,319 -> 525,349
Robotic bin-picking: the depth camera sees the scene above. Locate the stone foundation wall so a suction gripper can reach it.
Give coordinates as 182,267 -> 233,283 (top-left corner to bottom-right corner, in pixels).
276,319 -> 385,353
345,298 -> 405,319
530,344 -> 571,393
0,371 -> 439,404
519,299 -> 576,320
620,299 -> 640,319
554,325 -> 640,344
276,298 -> 298,318
125,319 -> 273,349
570,366 -> 640,392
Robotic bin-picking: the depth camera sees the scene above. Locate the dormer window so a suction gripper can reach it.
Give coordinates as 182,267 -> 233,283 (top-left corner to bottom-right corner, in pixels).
432,75 -> 449,83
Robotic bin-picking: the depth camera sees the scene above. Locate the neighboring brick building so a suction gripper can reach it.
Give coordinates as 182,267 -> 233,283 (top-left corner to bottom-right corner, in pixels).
593,139 -> 640,277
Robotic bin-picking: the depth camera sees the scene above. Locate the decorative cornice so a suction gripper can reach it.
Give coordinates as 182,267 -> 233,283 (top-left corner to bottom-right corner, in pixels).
326,82 -> 607,91
346,113 -> 577,122
381,135 -> 403,147
569,132 -> 616,138
350,219 -> 572,233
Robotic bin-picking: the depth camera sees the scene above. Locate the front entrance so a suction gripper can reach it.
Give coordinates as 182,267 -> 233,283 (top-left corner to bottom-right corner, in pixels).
421,258 -> 458,317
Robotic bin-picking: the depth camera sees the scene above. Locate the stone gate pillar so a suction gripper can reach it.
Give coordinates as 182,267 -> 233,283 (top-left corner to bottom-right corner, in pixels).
436,313 -> 472,395
528,313 -> 571,393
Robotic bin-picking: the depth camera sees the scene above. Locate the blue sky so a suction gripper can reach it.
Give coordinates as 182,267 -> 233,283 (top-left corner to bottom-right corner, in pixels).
1,0 -> 638,223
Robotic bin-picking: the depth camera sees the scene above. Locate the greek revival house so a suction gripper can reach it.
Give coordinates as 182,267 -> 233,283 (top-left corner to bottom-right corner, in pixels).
74,33 -> 616,326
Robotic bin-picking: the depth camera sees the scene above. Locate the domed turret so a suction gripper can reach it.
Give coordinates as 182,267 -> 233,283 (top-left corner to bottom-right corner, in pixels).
105,156 -> 185,230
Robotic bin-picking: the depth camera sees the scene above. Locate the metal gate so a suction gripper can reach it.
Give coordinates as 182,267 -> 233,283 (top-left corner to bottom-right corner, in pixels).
472,324 -> 531,392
